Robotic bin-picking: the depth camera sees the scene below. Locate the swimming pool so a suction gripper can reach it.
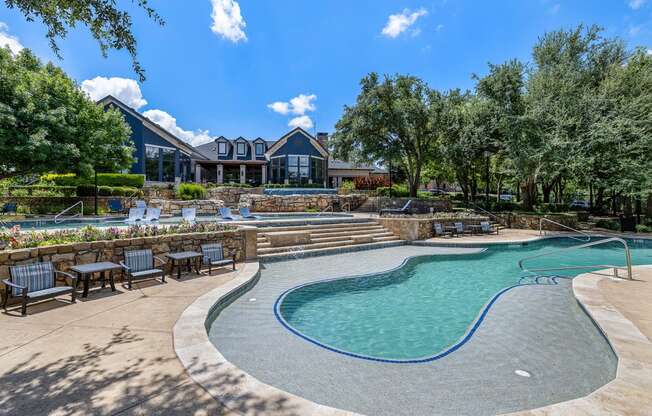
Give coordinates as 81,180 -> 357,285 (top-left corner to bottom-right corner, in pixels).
275,237 -> 652,362
3,212 -> 353,230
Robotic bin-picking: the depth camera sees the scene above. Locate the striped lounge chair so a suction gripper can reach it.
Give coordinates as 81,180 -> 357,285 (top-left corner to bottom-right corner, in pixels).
2,262 -> 77,315
120,249 -> 166,289
201,243 -> 236,275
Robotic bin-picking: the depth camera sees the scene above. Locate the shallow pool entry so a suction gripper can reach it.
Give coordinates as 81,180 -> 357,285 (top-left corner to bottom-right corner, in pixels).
275,238 -> 652,362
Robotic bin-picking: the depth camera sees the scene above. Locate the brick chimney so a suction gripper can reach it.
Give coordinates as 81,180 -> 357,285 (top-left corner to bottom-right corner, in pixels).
316,132 -> 329,151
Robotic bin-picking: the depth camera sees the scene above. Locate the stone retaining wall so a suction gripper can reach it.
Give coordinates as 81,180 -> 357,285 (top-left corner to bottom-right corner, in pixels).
206,187 -> 264,205
0,196 -> 127,215
379,215 -> 489,241
0,227 -> 257,294
509,213 -> 578,230
239,194 -> 368,213
147,199 -> 224,215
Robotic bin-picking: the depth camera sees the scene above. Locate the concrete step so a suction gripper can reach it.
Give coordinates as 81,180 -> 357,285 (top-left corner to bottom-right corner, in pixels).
308,226 -> 387,238
259,240 -> 407,262
256,221 -> 379,234
311,231 -> 395,244
372,235 -> 401,242
258,240 -> 358,254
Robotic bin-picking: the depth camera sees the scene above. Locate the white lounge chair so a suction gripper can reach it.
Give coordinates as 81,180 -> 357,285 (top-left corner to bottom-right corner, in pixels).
143,208 -> 161,222
135,200 -> 147,209
182,208 -> 196,224
125,208 -> 145,223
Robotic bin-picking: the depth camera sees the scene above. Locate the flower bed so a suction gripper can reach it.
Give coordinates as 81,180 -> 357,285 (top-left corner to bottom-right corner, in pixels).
0,222 -> 236,251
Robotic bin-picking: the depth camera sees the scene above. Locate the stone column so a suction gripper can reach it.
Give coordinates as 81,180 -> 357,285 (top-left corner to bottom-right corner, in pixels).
240,165 -> 246,184
261,165 -> 267,184
217,164 -> 223,184
195,165 -> 202,183
241,225 -> 258,260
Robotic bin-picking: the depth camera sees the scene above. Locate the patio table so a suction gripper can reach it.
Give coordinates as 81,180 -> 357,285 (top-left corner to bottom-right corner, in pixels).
444,225 -> 458,237
70,262 -> 121,298
167,251 -> 202,280
468,224 -> 484,235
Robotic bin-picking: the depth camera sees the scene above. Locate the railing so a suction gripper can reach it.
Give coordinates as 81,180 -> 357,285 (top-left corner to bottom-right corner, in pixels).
539,218 -> 591,242
341,202 -> 351,213
123,189 -> 142,213
317,204 -> 333,216
467,201 -> 508,226
518,237 -> 633,280
54,201 -> 83,224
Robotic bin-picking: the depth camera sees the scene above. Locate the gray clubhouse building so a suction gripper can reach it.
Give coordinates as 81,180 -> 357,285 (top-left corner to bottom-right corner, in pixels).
100,95 -> 385,187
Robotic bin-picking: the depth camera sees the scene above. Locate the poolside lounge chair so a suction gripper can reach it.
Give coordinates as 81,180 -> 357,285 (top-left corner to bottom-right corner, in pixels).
379,200 -> 413,216
454,222 -> 472,235
219,207 -> 241,220
135,200 -> 147,209
125,208 -> 145,223
481,221 -> 499,235
433,223 -> 452,238
107,198 -> 123,213
239,207 -> 260,219
120,249 -> 166,289
2,262 -> 77,315
201,243 -> 236,274
182,208 -> 196,224
0,202 -> 17,215
143,208 -> 161,223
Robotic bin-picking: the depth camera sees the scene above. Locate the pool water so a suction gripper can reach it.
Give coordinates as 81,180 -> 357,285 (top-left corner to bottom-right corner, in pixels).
276,238 -> 652,362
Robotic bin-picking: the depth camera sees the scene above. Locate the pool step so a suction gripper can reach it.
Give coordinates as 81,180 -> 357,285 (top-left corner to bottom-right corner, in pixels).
259,240 -> 407,262
256,220 -> 379,235
257,235 -> 401,254
258,231 -> 396,248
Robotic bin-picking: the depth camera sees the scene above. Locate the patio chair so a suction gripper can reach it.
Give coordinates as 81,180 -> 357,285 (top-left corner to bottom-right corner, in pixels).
0,202 -> 17,215
433,223 -> 452,238
454,222 -> 472,235
219,207 -> 241,220
481,221 -> 499,235
107,198 -> 123,213
125,208 -> 145,223
135,200 -> 147,209
182,208 -> 196,224
120,249 -> 166,289
379,200 -> 413,216
239,207 -> 260,219
143,208 -> 161,223
2,262 -> 77,315
201,243 -> 236,274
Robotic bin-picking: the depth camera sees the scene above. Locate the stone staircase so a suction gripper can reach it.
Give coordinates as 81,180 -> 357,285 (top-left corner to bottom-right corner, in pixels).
257,220 -> 403,262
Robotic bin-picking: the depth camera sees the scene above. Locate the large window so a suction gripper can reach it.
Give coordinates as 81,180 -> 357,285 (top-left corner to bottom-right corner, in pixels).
288,156 -> 299,183
299,156 -> 309,184
270,157 -> 286,183
310,157 -> 323,183
161,148 -> 175,182
255,142 -> 265,156
236,142 -> 246,156
145,146 -> 160,181
180,153 -> 192,182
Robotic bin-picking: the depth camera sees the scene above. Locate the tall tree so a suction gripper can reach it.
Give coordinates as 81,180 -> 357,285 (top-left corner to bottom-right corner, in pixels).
331,73 -> 444,196
4,0 -> 164,81
0,47 -> 135,178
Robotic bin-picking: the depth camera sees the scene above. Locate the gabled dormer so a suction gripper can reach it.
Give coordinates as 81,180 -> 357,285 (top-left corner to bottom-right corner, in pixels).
214,136 -> 231,160
252,138 -> 267,160
233,137 -> 250,160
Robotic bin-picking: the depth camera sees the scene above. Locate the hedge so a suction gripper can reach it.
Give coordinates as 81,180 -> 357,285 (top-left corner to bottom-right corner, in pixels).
177,183 -> 207,200
7,185 -> 77,197
41,173 -> 145,188
75,185 -> 143,197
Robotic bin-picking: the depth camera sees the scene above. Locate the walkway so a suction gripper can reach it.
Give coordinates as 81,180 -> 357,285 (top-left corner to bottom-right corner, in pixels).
0,267 -> 242,416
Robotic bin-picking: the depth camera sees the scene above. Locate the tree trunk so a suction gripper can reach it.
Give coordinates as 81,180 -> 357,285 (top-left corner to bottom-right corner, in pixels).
521,177 -> 538,211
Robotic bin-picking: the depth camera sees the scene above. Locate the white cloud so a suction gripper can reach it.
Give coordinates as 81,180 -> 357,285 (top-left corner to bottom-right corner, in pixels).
629,25 -> 642,37
629,0 -> 646,10
81,76 -> 148,109
268,93 -> 317,116
288,115 -> 314,130
381,8 -> 428,38
0,22 -> 24,55
647,48 -> 652,55
267,101 -> 290,115
143,109 -> 213,146
210,0 -> 247,43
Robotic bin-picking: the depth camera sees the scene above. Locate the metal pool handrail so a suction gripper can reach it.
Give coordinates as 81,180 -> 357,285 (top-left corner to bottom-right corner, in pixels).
539,217 -> 591,242
54,201 -> 83,224
317,203 -> 333,216
518,237 -> 633,280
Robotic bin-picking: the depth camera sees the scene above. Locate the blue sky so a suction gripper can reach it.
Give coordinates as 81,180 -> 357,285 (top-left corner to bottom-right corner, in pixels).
1,0 -> 651,145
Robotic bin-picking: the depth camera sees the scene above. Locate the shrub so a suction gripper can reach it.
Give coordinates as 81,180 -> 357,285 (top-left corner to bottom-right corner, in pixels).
376,184 -> 410,197
76,185 -> 96,197
595,218 -> 620,231
42,173 -> 145,188
177,183 -> 206,200
7,185 -> 77,197
340,181 -> 356,192
353,176 -> 390,190
635,224 -> 651,233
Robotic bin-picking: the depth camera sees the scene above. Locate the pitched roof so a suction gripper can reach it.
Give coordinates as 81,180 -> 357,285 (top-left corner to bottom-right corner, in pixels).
97,95 -> 207,160
328,159 -> 387,172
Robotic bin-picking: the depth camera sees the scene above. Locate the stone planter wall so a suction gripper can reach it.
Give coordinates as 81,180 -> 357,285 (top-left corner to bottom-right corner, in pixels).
146,199 -> 224,216
509,213 -> 578,231
142,186 -> 176,200
239,194 -> 368,213
379,215 -> 489,241
0,196 -> 128,215
207,187 -> 264,205
0,227 -> 257,295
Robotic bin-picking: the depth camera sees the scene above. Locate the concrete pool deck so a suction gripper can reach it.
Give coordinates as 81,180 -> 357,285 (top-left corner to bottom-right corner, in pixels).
1,231 -> 652,415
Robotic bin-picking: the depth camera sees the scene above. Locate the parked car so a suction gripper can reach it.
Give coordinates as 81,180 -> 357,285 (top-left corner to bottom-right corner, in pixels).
499,193 -> 513,201
569,199 -> 589,209
428,188 -> 447,195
